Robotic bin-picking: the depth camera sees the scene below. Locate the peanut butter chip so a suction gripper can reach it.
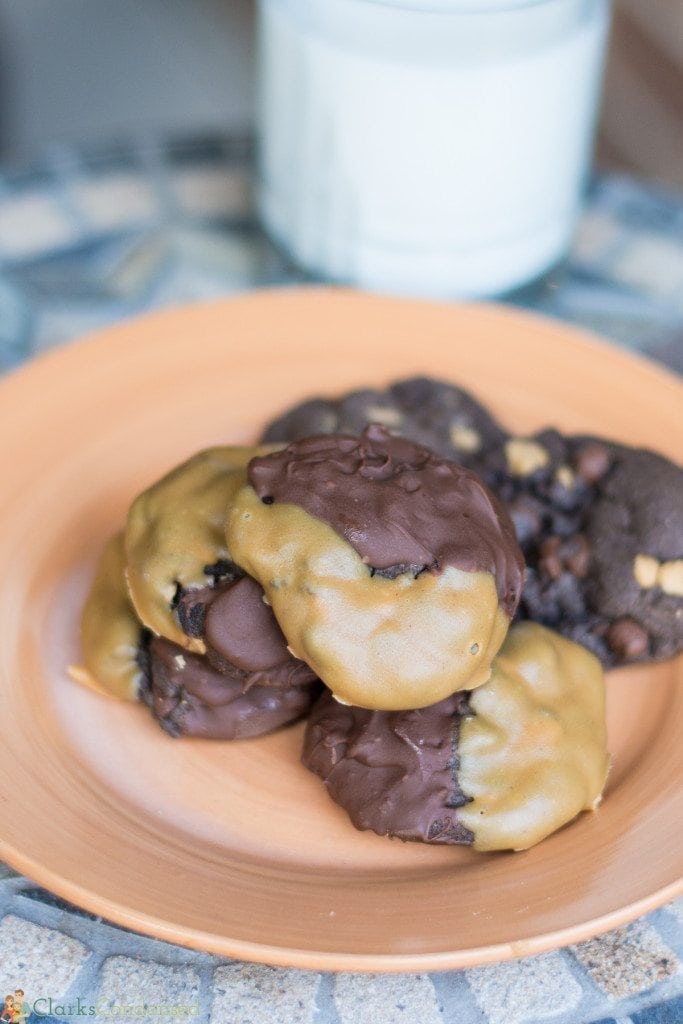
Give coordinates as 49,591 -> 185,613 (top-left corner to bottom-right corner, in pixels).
449,423 -> 481,454
504,438 -> 549,476
226,487 -> 509,710
458,622 -> 609,852
125,444 -> 280,649
365,406 -> 403,428
658,559 -> 683,597
555,465 -> 575,489
68,533 -> 142,701
634,553 -> 660,589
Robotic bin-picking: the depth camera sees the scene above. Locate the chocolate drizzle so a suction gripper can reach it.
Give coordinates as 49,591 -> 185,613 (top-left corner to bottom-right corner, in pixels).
248,425 -> 525,617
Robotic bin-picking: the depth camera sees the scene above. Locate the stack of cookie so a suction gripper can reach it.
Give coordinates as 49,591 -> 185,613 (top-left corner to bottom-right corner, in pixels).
72,411 -> 626,852
70,446 -> 320,739
227,425 -> 609,853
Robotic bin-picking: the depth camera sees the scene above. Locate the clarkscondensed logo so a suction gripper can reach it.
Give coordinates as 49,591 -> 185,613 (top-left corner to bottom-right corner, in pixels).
1,989 -> 30,1024
2,988 -> 198,1020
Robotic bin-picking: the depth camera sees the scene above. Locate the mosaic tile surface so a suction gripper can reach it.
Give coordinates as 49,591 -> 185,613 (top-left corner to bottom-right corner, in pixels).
0,135 -> 681,1024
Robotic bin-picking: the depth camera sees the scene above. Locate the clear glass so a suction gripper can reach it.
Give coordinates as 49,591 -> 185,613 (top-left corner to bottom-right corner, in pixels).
256,0 -> 611,299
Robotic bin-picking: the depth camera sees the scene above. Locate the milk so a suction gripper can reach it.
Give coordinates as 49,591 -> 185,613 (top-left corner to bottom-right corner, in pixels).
257,0 -> 611,298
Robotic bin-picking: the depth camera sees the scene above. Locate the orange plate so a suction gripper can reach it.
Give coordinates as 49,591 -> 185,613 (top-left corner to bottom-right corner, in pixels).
0,289 -> 681,971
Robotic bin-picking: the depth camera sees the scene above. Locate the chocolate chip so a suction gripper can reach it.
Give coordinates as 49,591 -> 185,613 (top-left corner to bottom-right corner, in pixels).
203,559 -> 243,585
521,566 -> 589,626
170,581 -> 183,610
136,628 -> 153,704
371,562 -> 431,580
539,537 -> 563,580
427,817 -> 475,844
551,509 -> 584,539
509,495 -> 542,547
176,585 -> 219,638
607,617 -> 649,660
261,496 -> 274,505
559,534 -> 591,578
573,442 -> 611,484
553,572 -> 591,620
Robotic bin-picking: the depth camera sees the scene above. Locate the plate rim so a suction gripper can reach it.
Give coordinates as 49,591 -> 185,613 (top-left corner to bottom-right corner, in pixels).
2,287 -> 682,404
1,827 -> 683,970
1,839 -> 682,972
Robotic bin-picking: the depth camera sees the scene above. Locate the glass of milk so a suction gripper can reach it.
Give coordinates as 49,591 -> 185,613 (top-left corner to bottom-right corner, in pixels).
256,0 -> 611,299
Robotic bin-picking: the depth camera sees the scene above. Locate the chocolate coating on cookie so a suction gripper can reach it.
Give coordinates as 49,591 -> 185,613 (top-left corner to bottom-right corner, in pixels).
303,689 -> 474,844
206,575 -> 300,671
248,425 -> 524,616
260,376 -> 507,468
189,576 -> 317,689
141,635 -> 318,740
303,623 -> 609,852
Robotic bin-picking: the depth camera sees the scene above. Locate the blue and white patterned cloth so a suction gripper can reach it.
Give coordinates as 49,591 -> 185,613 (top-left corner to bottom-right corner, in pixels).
0,135 -> 681,1024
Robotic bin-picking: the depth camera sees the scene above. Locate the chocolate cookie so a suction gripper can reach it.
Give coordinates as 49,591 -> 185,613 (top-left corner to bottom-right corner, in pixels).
227,425 -> 525,710
260,376 -> 507,468
583,442 -> 683,663
303,622 -> 609,852
495,434 -> 683,666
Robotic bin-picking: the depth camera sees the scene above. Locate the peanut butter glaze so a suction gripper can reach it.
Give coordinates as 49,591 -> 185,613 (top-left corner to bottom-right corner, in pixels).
69,533 -> 142,700
459,622 -> 609,850
248,425 -> 524,617
125,444 -> 280,650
